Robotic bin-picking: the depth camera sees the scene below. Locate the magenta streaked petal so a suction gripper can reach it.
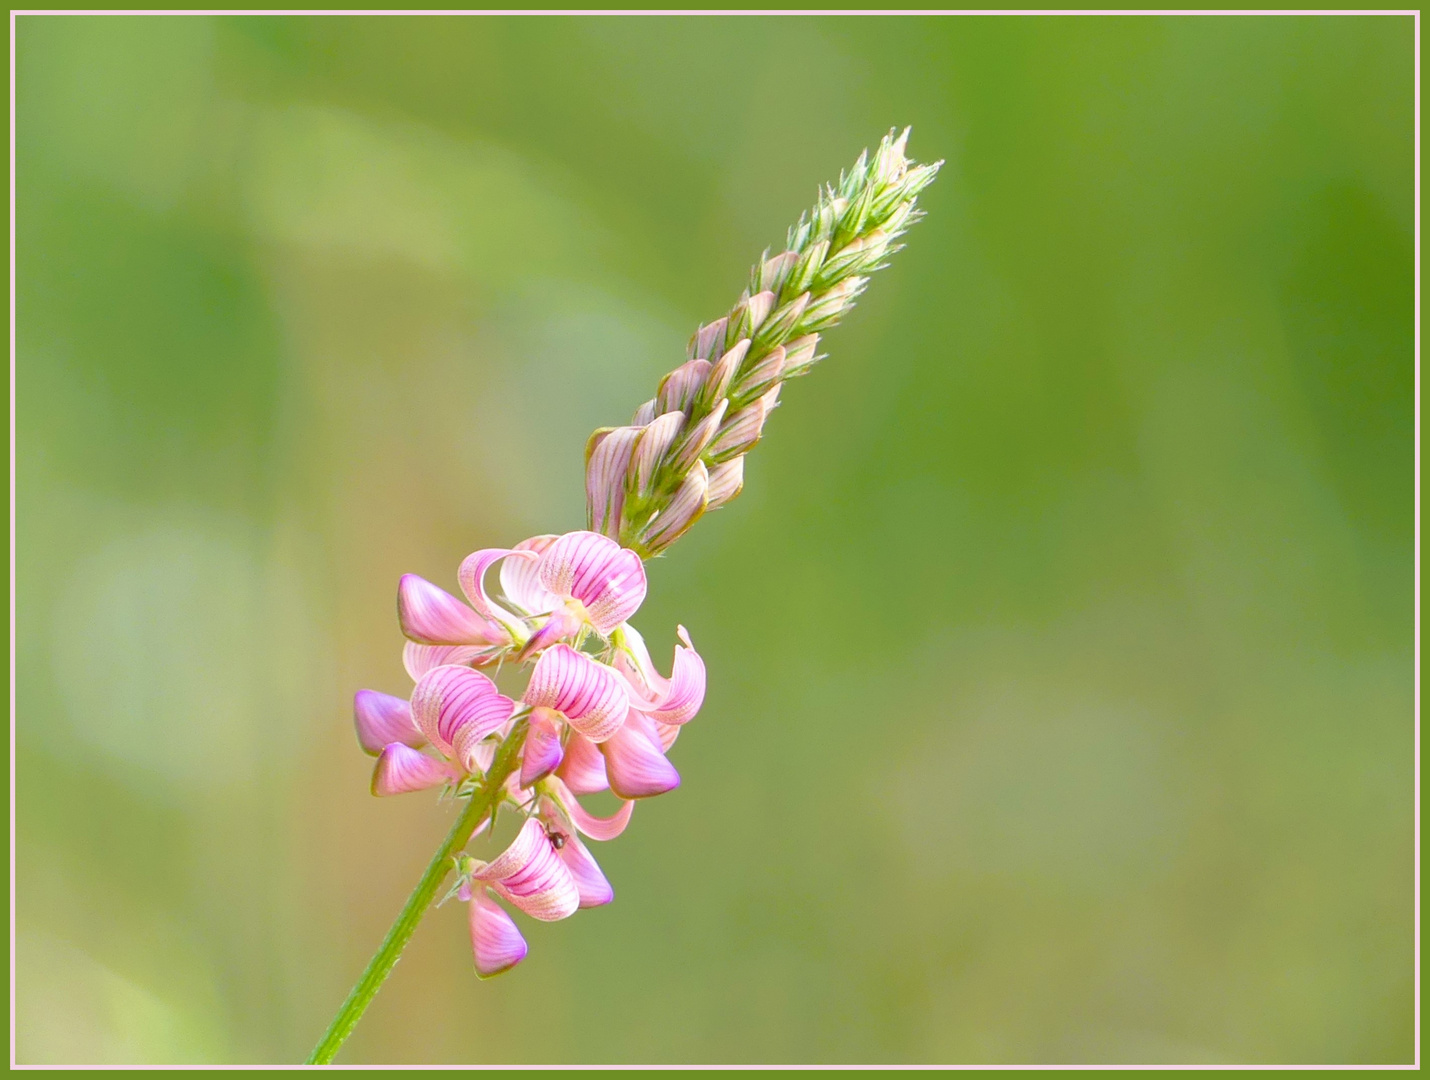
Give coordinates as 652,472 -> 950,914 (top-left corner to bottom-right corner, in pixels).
745,288 -> 776,334
654,720 -> 681,752
523,645 -> 629,742
499,535 -> 561,617
586,426 -> 642,539
468,892 -> 528,978
520,707 -> 565,788
411,664 -> 514,758
481,819 -> 580,922
397,574 -> 508,647
555,732 -> 609,794
557,834 -> 613,908
516,602 -> 586,662
536,531 -> 647,635
371,743 -> 455,796
354,689 -> 425,756
456,547 -> 535,638
600,708 -> 681,799
402,643 -> 494,682
651,626 -> 706,726
549,777 -> 634,840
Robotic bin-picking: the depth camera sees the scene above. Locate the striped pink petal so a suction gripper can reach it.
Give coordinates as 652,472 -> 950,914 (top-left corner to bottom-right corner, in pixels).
457,547 -> 536,637
657,358 -> 712,414
705,456 -> 745,510
555,732 -> 609,794
468,892 -> 528,978
557,834 -> 613,908
523,644 -> 629,742
654,720 -> 681,752
537,531 -> 646,634
411,664 -> 515,760
371,743 -> 457,796
600,708 -> 681,799
354,690 -> 425,756
402,643 -> 493,681
614,624 -> 706,725
520,707 -> 565,788
478,818 -> 580,922
499,535 -> 562,617
397,574 -> 508,647
549,777 -> 634,840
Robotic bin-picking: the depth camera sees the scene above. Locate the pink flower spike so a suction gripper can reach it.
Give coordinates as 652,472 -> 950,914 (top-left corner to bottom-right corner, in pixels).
476,818 -> 580,922
402,643 -> 494,681
549,777 -> 634,840
397,574 -> 509,647
600,708 -> 681,799
555,732 -> 609,794
520,707 -> 565,788
371,743 -> 457,796
410,664 -> 515,761
536,531 -> 647,635
468,892 -> 528,979
524,644 -> 630,742
354,690 -> 425,756
499,535 -> 561,617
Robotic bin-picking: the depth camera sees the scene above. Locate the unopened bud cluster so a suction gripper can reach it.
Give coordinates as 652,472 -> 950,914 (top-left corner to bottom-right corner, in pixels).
585,128 -> 942,557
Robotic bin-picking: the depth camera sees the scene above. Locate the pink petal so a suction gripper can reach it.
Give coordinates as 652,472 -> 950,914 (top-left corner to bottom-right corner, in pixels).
555,732 -> 609,795
732,344 -> 785,401
523,644 -> 630,742
631,398 -> 658,427
371,743 -> 456,796
354,689 -> 425,755
402,643 -> 493,681
499,535 -> 561,617
664,399 -> 726,476
515,602 -> 586,662
557,834 -> 613,908
700,339 -> 750,406
586,426 -> 642,540
536,531 -> 647,635
520,707 -> 565,788
480,818 -> 580,922
456,548 -> 536,635
410,664 -> 515,759
600,708 -> 681,799
468,892 -> 528,978
654,720 -> 681,752
706,394 -> 774,463
397,574 -> 508,647
745,289 -> 776,335
548,777 -> 634,840
613,624 -> 705,725
690,317 -> 728,360
705,456 -> 745,510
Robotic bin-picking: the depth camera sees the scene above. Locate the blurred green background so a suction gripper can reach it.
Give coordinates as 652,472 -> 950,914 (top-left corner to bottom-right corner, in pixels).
15,14 -> 1415,1065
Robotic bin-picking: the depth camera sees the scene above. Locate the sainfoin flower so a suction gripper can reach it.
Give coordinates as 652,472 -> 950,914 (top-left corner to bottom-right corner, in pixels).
332,129 -> 937,1013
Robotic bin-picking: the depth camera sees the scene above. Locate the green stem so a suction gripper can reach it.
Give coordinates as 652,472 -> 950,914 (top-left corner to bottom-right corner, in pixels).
306,727 -> 524,1065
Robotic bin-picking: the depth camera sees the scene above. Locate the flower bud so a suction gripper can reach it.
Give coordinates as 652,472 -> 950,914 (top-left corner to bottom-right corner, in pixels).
642,460 -> 708,553
627,411 -> 684,497
665,397 -> 727,475
731,344 -> 784,402
780,334 -> 820,378
705,456 -> 745,509
706,386 -> 778,463
753,292 -> 809,347
698,339 -> 749,412
688,317 -> 728,361
727,289 -> 776,347
754,250 -> 800,297
657,358 -> 712,414
821,229 -> 891,281
631,399 -> 657,427
585,425 -> 641,539
786,239 -> 828,296
802,277 -> 868,332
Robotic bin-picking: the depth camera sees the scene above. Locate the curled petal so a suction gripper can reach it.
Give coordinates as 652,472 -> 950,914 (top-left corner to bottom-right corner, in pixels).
600,708 -> 681,799
402,642 -> 493,682
549,777 -> 634,840
499,535 -> 561,617
398,574 -> 508,647
705,456 -> 745,510
371,743 -> 456,796
586,426 -> 642,540
536,531 -> 647,634
457,548 -> 535,637
479,818 -> 580,922
354,689 -> 424,756
556,732 -> 609,794
411,665 -> 515,758
520,707 -> 565,788
613,624 -> 705,725
524,645 -> 629,742
469,892 -> 528,978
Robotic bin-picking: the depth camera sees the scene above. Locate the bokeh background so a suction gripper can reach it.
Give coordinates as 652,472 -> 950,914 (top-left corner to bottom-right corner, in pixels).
14,14 -> 1416,1065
